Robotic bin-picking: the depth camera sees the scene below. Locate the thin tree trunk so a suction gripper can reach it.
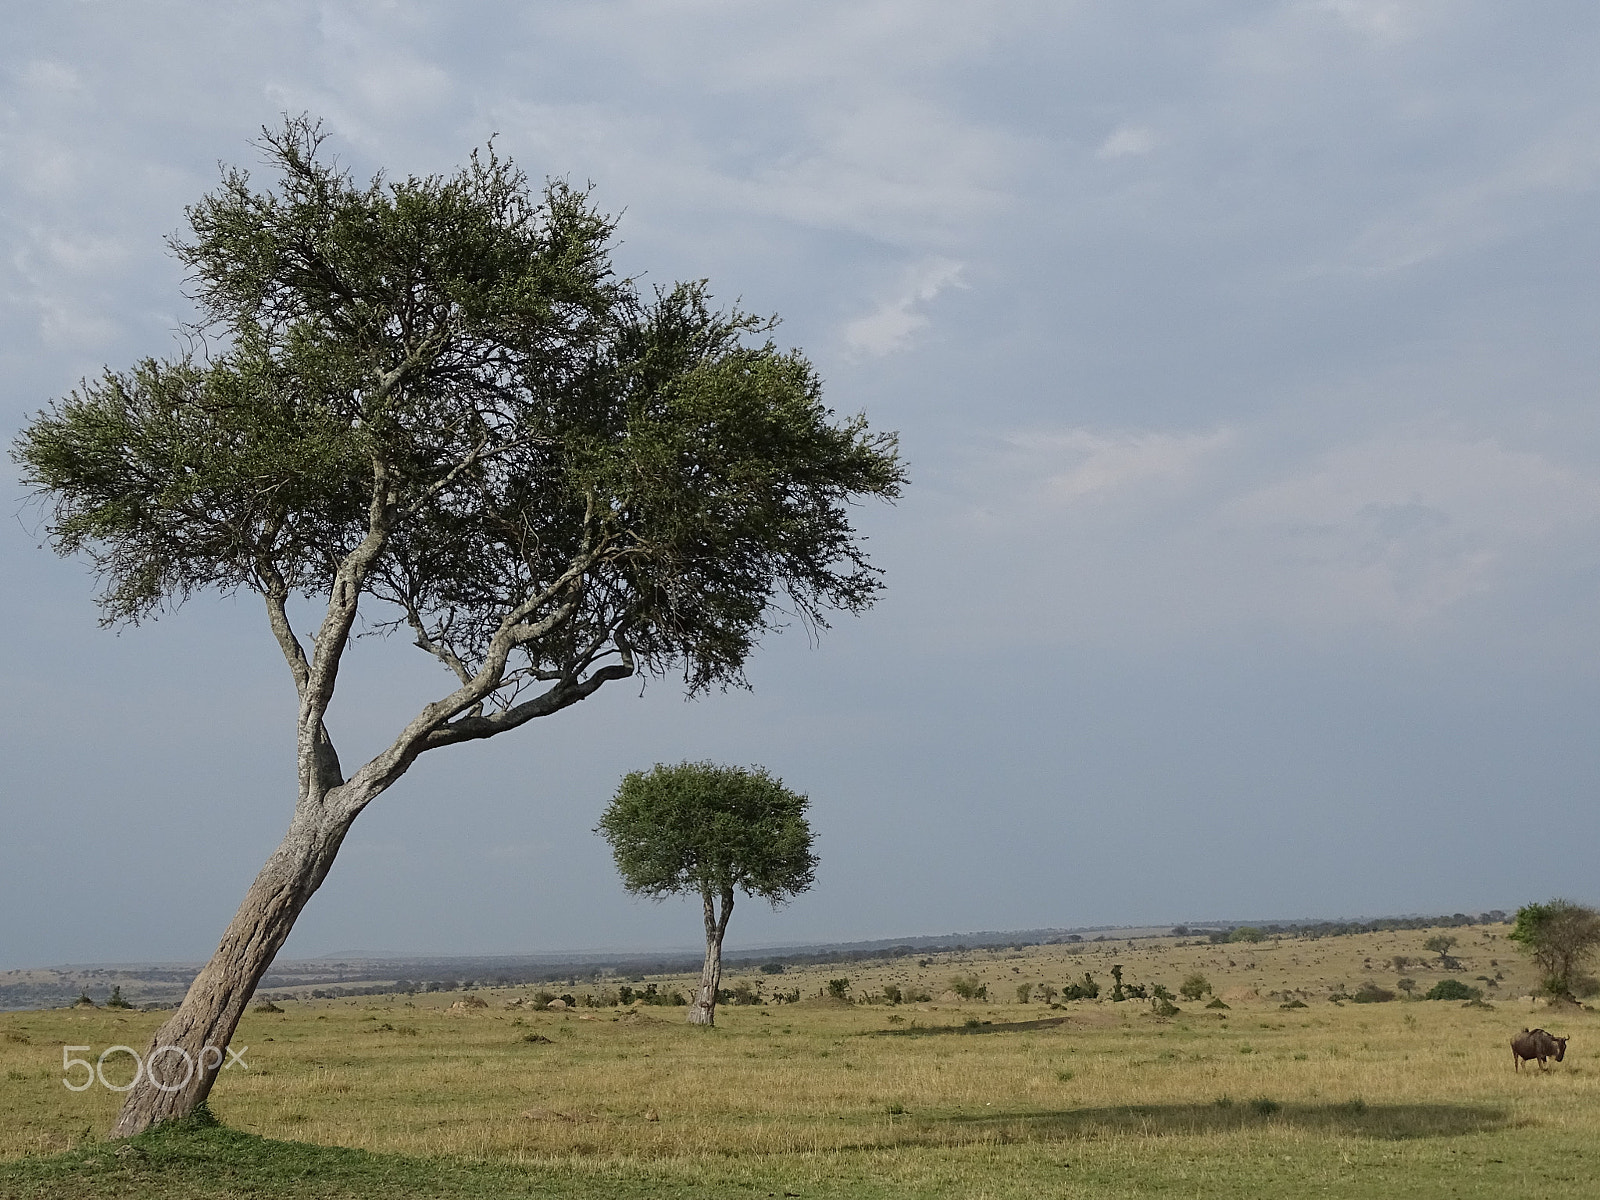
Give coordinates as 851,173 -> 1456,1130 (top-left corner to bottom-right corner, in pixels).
688,886 -> 734,1026
109,806 -> 354,1137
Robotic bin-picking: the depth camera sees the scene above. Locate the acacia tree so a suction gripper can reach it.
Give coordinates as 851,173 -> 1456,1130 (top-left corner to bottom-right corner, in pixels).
11,120 -> 902,1135
597,762 -> 817,1026
1507,899 -> 1600,999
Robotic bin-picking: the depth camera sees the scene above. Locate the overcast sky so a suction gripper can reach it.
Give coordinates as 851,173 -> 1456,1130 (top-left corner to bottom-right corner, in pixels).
4,1 -> 1599,970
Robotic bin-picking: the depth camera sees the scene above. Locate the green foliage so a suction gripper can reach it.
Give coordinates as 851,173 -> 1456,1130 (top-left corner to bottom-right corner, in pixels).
1423,979 -> 1480,1001
719,981 -> 761,1006
1061,973 -> 1100,1001
1508,899 -> 1600,999
826,978 -> 851,1001
105,986 -> 132,1010
1015,982 -> 1033,1004
881,984 -> 902,1005
1422,935 -> 1459,967
598,762 -> 816,905
1229,927 -> 1265,944
1351,984 -> 1396,1004
12,116 -> 904,704
1396,978 -> 1417,995
1205,997 -> 1230,1009
948,975 -> 986,1001
1179,973 -> 1211,1001
1109,964 -> 1126,1002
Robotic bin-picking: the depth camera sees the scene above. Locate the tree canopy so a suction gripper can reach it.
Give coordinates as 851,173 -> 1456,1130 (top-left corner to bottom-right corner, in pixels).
1507,899 -> 1600,999
598,761 -> 818,905
15,119 -> 905,721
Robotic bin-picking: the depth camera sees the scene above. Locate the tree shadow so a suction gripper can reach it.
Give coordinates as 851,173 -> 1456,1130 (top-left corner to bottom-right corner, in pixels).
916,1099 -> 1512,1142
875,1017 -> 1072,1036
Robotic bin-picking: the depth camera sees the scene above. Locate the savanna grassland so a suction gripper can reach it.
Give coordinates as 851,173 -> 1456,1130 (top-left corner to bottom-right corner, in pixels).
1,922 -> 1594,1199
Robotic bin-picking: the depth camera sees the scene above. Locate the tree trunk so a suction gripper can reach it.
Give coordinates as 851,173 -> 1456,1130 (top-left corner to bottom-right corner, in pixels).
110,806 -> 353,1137
688,886 -> 733,1026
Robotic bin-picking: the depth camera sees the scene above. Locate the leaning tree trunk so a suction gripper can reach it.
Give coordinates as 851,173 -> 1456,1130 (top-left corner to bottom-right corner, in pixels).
688,885 -> 734,1026
109,805 -> 355,1137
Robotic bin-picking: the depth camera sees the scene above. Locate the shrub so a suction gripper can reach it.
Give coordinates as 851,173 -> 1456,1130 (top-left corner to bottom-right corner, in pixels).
760,962 -> 786,975
105,986 -> 132,1010
1396,978 -> 1417,996
1015,983 -> 1033,1004
1205,997 -> 1230,1009
1151,996 -> 1180,1017
826,978 -> 851,1001
1230,927 -> 1265,944
720,981 -> 761,1006
949,975 -> 985,1001
1061,972 -> 1100,1001
1424,979 -> 1481,1001
1250,1097 -> 1280,1115
882,983 -> 903,1005
1352,984 -> 1396,1004
1179,973 -> 1211,1001
1037,984 -> 1058,1004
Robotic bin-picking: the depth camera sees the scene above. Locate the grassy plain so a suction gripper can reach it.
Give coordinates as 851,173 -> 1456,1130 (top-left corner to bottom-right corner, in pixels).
1,923 -> 1594,1198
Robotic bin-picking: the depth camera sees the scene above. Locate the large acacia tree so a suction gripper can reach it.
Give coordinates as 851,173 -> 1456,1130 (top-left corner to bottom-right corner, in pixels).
1508,899 -> 1600,1000
11,120 -> 902,1135
598,761 -> 817,1026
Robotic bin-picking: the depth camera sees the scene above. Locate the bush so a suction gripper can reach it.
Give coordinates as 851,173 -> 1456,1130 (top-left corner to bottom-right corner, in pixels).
105,986 -> 132,1010
1061,972 -> 1100,1001
1396,978 -> 1417,995
882,983 -> 902,1005
1230,927 -> 1265,944
760,962 -> 786,975
949,975 -> 986,1001
1151,996 -> 1180,1017
1424,979 -> 1481,1001
1015,983 -> 1033,1004
1352,984 -> 1396,1004
1037,984 -> 1058,1004
826,978 -> 851,1001
719,981 -> 761,1006
1205,997 -> 1230,1009
1179,973 -> 1211,1001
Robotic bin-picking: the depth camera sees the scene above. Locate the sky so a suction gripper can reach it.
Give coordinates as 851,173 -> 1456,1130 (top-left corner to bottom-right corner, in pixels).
3,1 -> 1599,970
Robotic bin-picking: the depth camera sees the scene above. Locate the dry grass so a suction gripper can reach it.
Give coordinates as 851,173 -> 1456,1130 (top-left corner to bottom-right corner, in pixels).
2,923 -> 1594,1198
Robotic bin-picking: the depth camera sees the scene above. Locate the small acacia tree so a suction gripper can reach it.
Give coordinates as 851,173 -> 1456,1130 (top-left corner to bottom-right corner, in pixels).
12,120 -> 901,1133
1507,899 -> 1600,1000
597,762 -> 817,1026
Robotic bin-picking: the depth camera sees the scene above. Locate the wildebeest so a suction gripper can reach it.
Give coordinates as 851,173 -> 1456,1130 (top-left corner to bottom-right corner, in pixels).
1511,1028 -> 1568,1071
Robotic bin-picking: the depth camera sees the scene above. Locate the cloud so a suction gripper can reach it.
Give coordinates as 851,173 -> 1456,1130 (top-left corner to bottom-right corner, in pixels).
1001,428 -> 1231,504
927,423 -> 1600,643
843,257 -> 964,356
1216,434 -> 1600,623
1096,125 -> 1159,160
